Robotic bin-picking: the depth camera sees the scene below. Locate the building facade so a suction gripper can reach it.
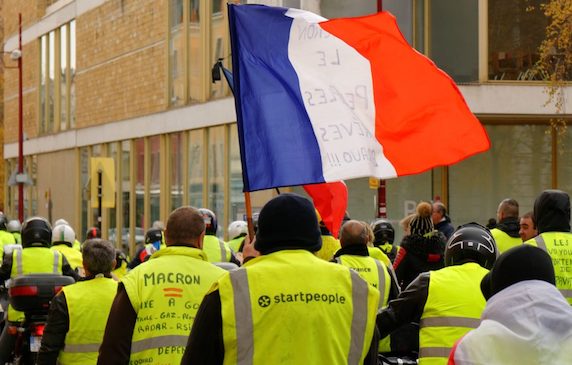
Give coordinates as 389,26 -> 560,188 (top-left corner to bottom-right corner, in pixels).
2,0 -> 571,252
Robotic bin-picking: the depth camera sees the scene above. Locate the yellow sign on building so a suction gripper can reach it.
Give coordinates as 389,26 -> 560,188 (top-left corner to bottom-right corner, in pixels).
90,158 -> 116,208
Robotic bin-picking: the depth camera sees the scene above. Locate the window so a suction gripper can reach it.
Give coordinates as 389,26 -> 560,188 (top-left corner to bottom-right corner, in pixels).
170,133 -> 184,211
229,124 -> 244,221
39,20 -> 76,134
189,129 -> 204,207
208,126 -> 225,236
149,136 -> 161,224
134,138 -> 145,232
488,0 -> 547,81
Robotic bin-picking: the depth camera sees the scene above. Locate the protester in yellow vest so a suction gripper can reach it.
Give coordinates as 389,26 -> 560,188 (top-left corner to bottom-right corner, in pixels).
54,219 -> 82,251
182,193 -> 380,365
98,206 -> 226,365
333,220 -> 400,354
525,189 -> 572,304
377,223 -> 498,365
37,239 -> 118,364
127,228 -> 165,269
0,217 -> 79,364
111,249 -> 129,280
314,209 -> 342,261
227,220 -> 248,253
6,220 -> 21,245
51,223 -> 83,272
199,208 -> 240,265
0,214 -> 17,248
519,211 -> 537,242
490,198 -> 523,254
370,219 -> 398,262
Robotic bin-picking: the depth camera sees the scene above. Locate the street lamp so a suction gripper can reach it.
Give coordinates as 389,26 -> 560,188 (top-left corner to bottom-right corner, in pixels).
4,14 -> 24,222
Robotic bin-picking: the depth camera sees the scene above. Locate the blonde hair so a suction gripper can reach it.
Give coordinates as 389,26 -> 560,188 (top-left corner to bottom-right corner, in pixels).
400,213 -> 416,235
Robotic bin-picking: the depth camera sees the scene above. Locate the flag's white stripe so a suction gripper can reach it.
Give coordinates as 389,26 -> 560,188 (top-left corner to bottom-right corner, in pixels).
287,13 -> 397,181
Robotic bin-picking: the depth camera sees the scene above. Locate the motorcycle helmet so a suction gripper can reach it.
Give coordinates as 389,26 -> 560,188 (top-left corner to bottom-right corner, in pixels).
445,223 -> 497,270
7,220 -> 21,233
52,224 -> 76,246
115,249 -> 128,270
198,208 -> 218,235
371,219 -> 395,245
0,213 -> 7,231
21,216 -> 52,248
145,228 -> 163,245
228,221 -> 248,239
54,218 -> 69,227
86,227 -> 101,239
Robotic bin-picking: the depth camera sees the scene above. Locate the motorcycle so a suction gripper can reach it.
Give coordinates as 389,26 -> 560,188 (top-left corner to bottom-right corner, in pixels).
7,274 -> 75,365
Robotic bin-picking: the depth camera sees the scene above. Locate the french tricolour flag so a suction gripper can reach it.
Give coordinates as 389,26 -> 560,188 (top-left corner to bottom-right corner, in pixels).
229,4 -> 490,192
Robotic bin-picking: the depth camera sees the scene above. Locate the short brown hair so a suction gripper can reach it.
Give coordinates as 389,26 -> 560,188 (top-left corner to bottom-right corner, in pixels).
165,206 -> 205,247
82,239 -> 115,275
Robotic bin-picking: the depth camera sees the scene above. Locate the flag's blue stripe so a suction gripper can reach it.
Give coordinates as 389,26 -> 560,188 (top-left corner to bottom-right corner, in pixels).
230,5 -> 324,192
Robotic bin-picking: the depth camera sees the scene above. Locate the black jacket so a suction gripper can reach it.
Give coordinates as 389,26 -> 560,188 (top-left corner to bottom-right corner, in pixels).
393,232 -> 446,290
434,217 -> 455,240
495,217 -> 521,238
534,190 -> 571,233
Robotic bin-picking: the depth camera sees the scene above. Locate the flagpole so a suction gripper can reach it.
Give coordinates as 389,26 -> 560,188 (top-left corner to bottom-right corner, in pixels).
244,191 -> 255,239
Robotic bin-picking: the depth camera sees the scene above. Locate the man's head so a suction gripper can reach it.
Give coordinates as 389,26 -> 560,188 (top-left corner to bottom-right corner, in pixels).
519,211 -> 537,241
339,220 -> 369,248
165,206 -> 206,248
371,219 -> 395,246
21,216 -> 52,248
445,223 -> 497,269
82,239 -> 116,276
533,190 -> 571,234
255,193 -> 321,255
86,227 -> 101,239
198,208 -> 218,236
432,202 -> 447,225
496,198 -> 519,222
52,224 -> 76,247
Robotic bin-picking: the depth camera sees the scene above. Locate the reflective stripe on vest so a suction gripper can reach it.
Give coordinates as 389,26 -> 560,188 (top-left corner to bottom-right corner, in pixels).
14,249 -> 61,276
419,263 -> 488,365
203,235 -> 230,262
230,267 -> 370,365
122,246 -> 225,364
221,251 -> 379,365
59,277 -> 117,365
533,234 -> 572,304
336,255 -> 389,309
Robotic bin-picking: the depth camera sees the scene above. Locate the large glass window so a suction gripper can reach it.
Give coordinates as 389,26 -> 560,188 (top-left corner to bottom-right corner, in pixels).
134,138 -> 145,233
170,133 -> 184,211
189,130 -> 204,207
121,141 -> 132,251
170,0 -> 185,106
208,126 -> 225,235
229,124 -> 244,221
91,145 -> 102,229
557,127 -> 572,193
39,20 -> 76,134
109,143 -> 118,242
488,0 -> 547,81
450,124 -> 552,227
149,136 -> 161,224
189,0 -> 202,101
80,147 -> 89,240
429,0 -> 478,82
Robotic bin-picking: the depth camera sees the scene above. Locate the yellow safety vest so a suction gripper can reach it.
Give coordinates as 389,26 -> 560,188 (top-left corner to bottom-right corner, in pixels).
58,277 -> 118,365
526,232 -> 572,304
367,246 -> 392,267
0,230 -> 16,246
8,248 -> 64,322
73,240 -> 82,251
227,236 -> 245,253
314,235 -> 341,261
122,246 -> 225,364
218,250 -> 379,365
336,254 -> 393,353
203,235 -> 232,262
491,228 -> 522,254
12,232 -> 21,245
52,244 -> 83,270
419,262 -> 488,365
112,261 -> 128,280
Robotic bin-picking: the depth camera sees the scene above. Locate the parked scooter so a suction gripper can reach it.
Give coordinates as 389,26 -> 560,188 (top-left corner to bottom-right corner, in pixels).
7,274 -> 75,365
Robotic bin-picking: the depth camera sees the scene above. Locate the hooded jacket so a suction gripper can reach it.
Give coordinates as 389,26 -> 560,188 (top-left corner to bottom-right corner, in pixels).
534,189 -> 571,233
449,280 -> 572,365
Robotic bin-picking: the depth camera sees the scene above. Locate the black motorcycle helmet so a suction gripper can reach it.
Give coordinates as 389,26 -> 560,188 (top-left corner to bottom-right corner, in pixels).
445,223 -> 497,270
115,249 -> 128,270
198,208 -> 218,235
371,219 -> 395,245
21,216 -> 52,248
0,213 -> 8,231
145,228 -> 163,245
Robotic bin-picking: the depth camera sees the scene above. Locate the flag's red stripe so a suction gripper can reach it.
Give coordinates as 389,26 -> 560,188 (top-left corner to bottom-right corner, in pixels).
320,13 -> 490,175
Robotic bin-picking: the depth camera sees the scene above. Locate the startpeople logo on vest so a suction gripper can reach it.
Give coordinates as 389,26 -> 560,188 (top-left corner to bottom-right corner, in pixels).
257,291 -> 347,308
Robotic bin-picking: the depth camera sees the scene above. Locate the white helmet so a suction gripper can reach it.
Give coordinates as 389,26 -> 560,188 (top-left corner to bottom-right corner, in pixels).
7,220 -> 21,233
54,218 -> 69,227
52,224 -> 76,245
228,221 -> 248,239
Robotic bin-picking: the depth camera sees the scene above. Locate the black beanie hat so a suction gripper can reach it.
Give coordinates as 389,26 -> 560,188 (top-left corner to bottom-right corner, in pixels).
255,193 -> 322,255
481,245 -> 555,300
409,202 -> 434,236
